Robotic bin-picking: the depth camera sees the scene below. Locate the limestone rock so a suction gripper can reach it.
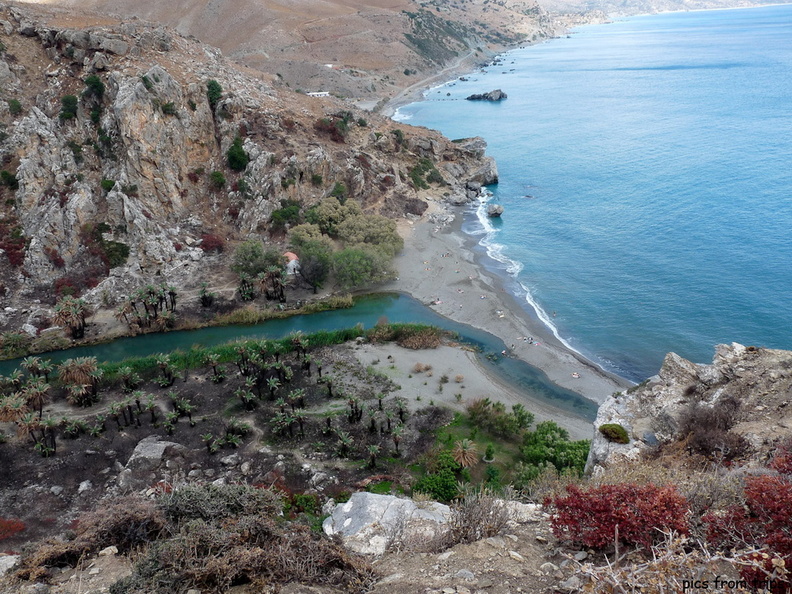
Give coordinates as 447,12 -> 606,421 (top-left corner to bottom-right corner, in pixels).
486,204 -> 504,217
117,436 -> 186,490
323,492 -> 450,555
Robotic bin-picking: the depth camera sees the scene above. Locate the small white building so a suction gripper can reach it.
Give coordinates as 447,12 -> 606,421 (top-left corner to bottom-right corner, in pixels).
283,251 -> 300,275
306,91 -> 330,98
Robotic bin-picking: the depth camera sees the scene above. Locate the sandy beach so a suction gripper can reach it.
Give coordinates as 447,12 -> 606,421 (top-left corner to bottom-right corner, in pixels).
379,200 -> 631,436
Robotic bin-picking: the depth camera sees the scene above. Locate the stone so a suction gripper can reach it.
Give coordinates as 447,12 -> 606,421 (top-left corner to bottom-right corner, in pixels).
455,569 -> 474,580
477,577 -> 494,588
98,546 -> 118,556
117,436 -> 186,490
50,485 -> 63,496
486,204 -> 504,217
437,551 -> 455,561
220,453 -> 240,466
508,550 -> 525,562
539,562 -> 559,574
558,576 -> 582,592
574,551 -> 588,561
78,480 -> 92,494
322,492 -> 450,556
0,555 -> 20,576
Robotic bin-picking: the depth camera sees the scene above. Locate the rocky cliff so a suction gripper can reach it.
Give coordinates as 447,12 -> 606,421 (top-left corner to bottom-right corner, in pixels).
586,342 -> 792,472
0,2 -> 496,336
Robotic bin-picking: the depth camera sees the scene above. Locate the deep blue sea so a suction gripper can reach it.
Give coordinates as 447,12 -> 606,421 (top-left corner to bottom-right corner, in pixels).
395,5 -> 792,382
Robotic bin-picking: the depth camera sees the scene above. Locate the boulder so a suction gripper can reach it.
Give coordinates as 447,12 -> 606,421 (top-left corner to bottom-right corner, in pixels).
487,204 -> 504,217
117,436 -> 186,490
323,492 -> 450,555
466,89 -> 507,102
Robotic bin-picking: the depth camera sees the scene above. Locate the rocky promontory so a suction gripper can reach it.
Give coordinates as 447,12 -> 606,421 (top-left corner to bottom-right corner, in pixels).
466,89 -> 508,102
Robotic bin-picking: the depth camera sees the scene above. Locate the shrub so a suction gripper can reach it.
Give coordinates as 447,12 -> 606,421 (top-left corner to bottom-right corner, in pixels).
59,95 -> 78,120
83,75 -> 105,99
0,517 -> 26,541
161,101 -> 177,115
270,198 -> 301,230
7,99 -> 22,115
15,497 -> 165,582
199,233 -> 224,253
209,170 -> 226,189
101,178 -> 116,192
311,173 -> 323,186
0,170 -> 19,190
226,136 -> 249,171
413,449 -> 461,502
599,423 -> 629,444
548,483 -> 690,549
704,474 -> 792,587
206,79 -> 222,109
678,397 -> 747,460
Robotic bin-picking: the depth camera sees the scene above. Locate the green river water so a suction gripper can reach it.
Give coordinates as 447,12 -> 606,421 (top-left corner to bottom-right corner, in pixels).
0,293 -> 597,420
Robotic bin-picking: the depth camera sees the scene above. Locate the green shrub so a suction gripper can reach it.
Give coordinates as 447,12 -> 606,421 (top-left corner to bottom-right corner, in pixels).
7,99 -> 22,116
226,137 -> 249,171
599,423 -> 629,444
209,171 -> 226,189
161,102 -> 177,115
83,75 -> 105,99
101,179 -> 116,192
141,75 -> 153,91
206,79 -> 222,109
311,173 -> 323,186
270,198 -> 301,230
0,170 -> 19,190
59,95 -> 79,120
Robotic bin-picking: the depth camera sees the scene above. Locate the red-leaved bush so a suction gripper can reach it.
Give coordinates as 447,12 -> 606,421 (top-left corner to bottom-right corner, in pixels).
548,483 -> 689,549
199,233 -> 225,253
704,474 -> 792,591
0,518 -> 26,541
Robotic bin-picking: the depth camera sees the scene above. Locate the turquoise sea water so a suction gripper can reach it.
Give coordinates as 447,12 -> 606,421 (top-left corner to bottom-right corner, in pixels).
395,5 -> 792,382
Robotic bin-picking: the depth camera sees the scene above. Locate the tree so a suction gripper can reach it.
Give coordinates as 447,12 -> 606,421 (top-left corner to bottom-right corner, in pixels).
226,137 -> 249,171
367,444 -> 380,469
231,240 -> 284,277
305,197 -> 361,236
287,223 -> 324,248
53,295 -> 90,339
296,239 -> 332,293
336,214 -> 404,256
206,79 -> 222,109
453,439 -> 479,468
332,246 -> 393,289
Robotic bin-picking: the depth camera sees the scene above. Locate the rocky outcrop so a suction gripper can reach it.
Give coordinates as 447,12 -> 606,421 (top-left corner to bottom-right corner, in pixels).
487,204 -> 504,217
0,4 -> 499,334
466,89 -> 507,102
323,492 -> 451,555
586,343 -> 792,473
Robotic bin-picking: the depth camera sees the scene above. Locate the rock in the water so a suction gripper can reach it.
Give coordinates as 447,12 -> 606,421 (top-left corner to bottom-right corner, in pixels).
322,492 -> 450,555
466,89 -> 507,101
487,204 -> 504,217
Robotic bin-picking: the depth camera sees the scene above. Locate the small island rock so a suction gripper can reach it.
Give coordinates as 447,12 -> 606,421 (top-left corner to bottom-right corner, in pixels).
466,89 -> 507,101
487,204 -> 504,217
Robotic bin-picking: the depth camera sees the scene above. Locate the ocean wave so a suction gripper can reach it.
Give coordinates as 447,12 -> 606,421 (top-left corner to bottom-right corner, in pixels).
391,110 -> 412,122
471,194 -> 595,366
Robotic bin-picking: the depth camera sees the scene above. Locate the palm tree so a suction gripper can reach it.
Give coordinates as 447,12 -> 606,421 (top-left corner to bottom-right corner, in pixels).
23,379 -> 50,419
38,360 -> 54,383
21,356 -> 42,378
293,409 -> 307,438
0,393 -> 28,423
392,424 -> 405,456
65,383 -> 92,407
144,394 -> 158,424
58,357 -> 98,388
275,397 -> 287,414
452,439 -> 479,468
16,411 -> 40,445
367,444 -> 381,469
266,377 -> 281,400
53,295 -> 90,339
336,430 -> 353,457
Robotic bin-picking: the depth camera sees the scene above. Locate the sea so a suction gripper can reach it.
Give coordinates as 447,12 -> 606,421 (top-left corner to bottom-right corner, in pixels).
394,4 -> 792,383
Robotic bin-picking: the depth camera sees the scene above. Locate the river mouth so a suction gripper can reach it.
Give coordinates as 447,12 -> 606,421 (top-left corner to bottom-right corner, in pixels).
0,292 -> 598,420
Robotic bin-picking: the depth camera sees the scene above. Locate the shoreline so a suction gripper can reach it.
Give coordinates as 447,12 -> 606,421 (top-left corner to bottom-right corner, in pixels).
381,201 -> 632,413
